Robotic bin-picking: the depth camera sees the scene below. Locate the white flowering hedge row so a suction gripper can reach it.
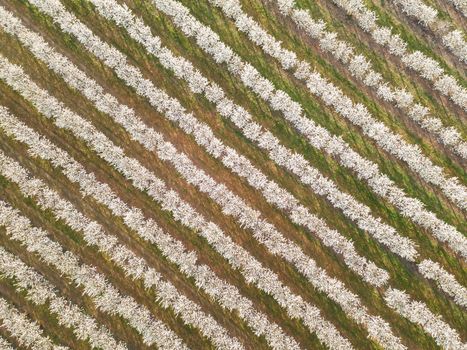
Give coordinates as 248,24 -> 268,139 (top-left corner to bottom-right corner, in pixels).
0,58 -> 328,348
442,30 -> 467,65
270,0 -> 466,159
3,6 -> 462,350
391,0 -> 467,64
0,148 -> 241,350
393,0 -> 437,26
50,1 -> 467,344
4,2 -> 398,338
0,245 -> 127,350
447,0 -> 467,16
0,106 -> 303,350
144,0 -> 467,259
202,0 -> 467,212
0,336 -> 13,350
384,289 -> 466,349
68,0 -> 395,285
83,0 -> 463,277
418,260 -> 467,308
0,5 -> 387,298
5,92 -> 465,350
72,0 -> 466,309
0,201 -> 187,350
86,2 -> 467,303
0,297 -> 67,350
329,0 -> 467,111
87,0 -> 417,276
2,5 -> 410,348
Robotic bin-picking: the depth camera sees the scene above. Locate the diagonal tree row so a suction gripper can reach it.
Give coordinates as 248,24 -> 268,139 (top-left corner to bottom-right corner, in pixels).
0,0 -> 465,349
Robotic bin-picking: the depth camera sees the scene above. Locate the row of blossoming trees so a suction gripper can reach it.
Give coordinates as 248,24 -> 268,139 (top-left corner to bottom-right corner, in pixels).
270,0 -> 467,158
329,0 -> 467,110
390,0 -> 467,64
0,0 -> 465,348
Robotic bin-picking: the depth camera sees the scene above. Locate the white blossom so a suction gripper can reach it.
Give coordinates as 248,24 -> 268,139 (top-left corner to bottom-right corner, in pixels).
418,260 -> 467,308
11,2 -> 422,348
1,3 -> 465,350
385,289 -> 466,349
393,0 -> 437,26
16,1 -> 410,348
442,30 -> 467,64
0,200 -> 187,350
330,0 -> 467,109
0,67 -> 302,349
126,0 -> 467,258
446,0 -> 467,17
392,0 -> 467,64
0,297 -> 66,350
0,246 -> 127,350
0,148 -> 242,350
0,336 -> 14,350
